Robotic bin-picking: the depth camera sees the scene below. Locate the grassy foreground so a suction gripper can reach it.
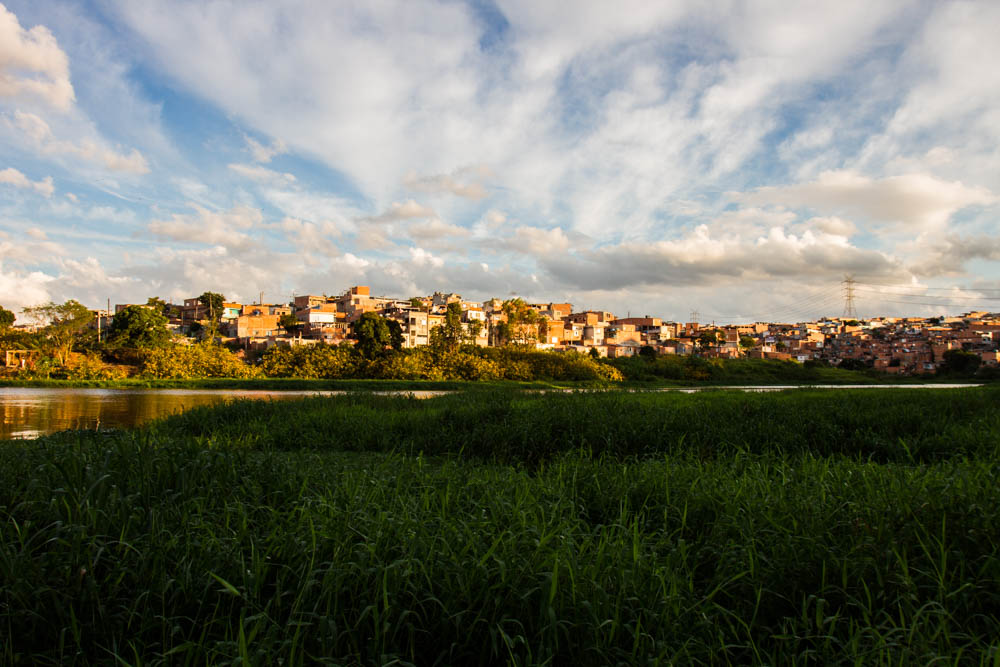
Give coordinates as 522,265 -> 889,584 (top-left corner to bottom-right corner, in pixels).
2,387 -> 1000,664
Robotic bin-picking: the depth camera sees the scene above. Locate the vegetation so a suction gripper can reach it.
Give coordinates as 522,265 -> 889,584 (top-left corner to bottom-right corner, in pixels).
0,305 -> 14,330
2,386 -> 999,664
199,291 -> 225,339
139,342 -> 260,379
106,305 -> 171,349
22,299 -> 93,365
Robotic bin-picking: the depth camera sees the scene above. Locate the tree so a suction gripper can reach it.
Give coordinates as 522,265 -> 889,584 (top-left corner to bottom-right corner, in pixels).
279,313 -> 302,335
386,319 -> 404,351
499,298 -> 543,345
23,300 -> 93,365
940,349 -> 980,376
465,319 -> 483,344
432,302 -> 464,353
198,291 -> 225,340
739,335 -> 756,355
589,347 -> 601,360
639,345 -> 657,361
146,296 -> 170,315
697,330 -> 719,352
0,305 -> 14,330
107,305 -> 171,349
354,312 -> 391,360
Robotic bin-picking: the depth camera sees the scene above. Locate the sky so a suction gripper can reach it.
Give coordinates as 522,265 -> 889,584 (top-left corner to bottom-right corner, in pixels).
1,0 -> 999,324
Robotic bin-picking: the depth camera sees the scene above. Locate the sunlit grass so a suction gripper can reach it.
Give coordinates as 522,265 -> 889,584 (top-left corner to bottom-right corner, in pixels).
2,386 -> 999,664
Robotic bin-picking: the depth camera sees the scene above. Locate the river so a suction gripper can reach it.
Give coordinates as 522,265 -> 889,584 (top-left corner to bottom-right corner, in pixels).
0,384 -> 981,440
0,387 -> 446,439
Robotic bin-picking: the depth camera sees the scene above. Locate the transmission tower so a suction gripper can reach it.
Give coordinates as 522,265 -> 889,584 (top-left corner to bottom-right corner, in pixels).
689,310 -> 700,323
842,275 -> 857,320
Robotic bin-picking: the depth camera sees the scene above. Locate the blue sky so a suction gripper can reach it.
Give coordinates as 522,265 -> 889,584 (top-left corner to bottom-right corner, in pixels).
2,0 -> 999,322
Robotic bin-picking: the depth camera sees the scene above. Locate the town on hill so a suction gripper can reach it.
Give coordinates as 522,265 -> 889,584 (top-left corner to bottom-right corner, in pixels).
7,284 -> 992,378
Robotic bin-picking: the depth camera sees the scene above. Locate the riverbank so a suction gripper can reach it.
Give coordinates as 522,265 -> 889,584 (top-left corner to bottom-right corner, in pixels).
3,387 -> 999,664
0,372 -> 976,391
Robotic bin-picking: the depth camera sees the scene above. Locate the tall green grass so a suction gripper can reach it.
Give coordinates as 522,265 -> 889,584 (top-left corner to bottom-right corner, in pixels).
2,387 -> 999,664
151,385 -> 1000,464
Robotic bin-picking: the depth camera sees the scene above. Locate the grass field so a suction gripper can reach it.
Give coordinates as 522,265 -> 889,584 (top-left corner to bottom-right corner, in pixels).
2,387 -> 999,664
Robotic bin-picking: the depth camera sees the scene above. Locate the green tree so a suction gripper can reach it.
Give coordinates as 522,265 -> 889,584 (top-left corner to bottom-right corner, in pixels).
279,313 -> 302,335
198,291 -> 225,339
0,305 -> 14,329
386,319 -> 404,351
146,296 -> 170,315
107,305 -> 171,349
739,335 -> 756,355
432,302 -> 464,352
465,319 -> 483,343
639,345 -> 657,361
23,300 -> 93,365
589,347 -> 600,360
697,330 -> 719,353
354,312 -> 391,360
499,298 -> 543,345
940,349 -> 980,376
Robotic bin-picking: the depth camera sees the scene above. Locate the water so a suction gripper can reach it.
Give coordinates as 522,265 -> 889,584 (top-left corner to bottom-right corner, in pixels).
0,387 -> 444,439
0,384 -> 980,440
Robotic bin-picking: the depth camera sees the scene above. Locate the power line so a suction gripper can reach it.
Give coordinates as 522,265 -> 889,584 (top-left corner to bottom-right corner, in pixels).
853,288 -> 1000,301
855,281 -> 1000,294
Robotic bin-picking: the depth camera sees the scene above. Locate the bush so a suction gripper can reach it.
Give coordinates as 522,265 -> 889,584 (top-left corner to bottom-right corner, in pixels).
261,344 -> 358,379
141,343 -> 260,379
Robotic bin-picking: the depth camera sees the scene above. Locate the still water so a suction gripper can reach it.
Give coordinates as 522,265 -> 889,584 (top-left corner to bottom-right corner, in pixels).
0,387 -> 445,440
0,384 -> 979,440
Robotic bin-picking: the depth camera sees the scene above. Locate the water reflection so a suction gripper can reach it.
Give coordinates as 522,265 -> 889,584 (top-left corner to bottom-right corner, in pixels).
0,388 -> 444,439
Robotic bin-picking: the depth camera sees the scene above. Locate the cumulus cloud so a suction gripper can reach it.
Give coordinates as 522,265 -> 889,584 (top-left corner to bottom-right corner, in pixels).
506,226 -> 572,256
280,216 -> 339,256
403,165 -> 490,199
406,218 -> 469,242
0,261 -> 55,315
0,167 -> 53,197
739,170 -> 996,229
540,224 -> 903,291
11,110 -> 150,174
228,162 -> 296,186
361,199 -> 436,224
147,204 -> 264,251
408,247 -> 444,268
0,4 -> 75,110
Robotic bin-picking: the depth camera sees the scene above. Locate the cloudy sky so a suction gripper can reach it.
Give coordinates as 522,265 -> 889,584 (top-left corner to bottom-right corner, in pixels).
2,0 -> 999,323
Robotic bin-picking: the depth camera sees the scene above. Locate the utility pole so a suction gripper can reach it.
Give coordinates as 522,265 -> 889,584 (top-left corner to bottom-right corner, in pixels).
842,274 -> 857,320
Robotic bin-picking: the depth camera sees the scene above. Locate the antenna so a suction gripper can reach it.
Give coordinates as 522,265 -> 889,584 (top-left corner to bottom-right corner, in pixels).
842,275 -> 857,319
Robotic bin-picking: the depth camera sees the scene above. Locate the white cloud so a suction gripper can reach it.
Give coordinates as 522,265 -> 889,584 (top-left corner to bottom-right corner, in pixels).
540,223 -> 903,291
0,167 -> 53,197
406,218 -> 470,242
228,162 -> 296,186
0,261 -> 55,315
147,204 -> 264,251
508,226 -> 572,256
739,170 -> 996,230
362,199 -> 436,224
245,135 -> 287,163
403,165 -> 490,199
0,3 -> 74,110
11,110 -> 150,174
409,246 -> 444,268
280,216 -> 339,256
